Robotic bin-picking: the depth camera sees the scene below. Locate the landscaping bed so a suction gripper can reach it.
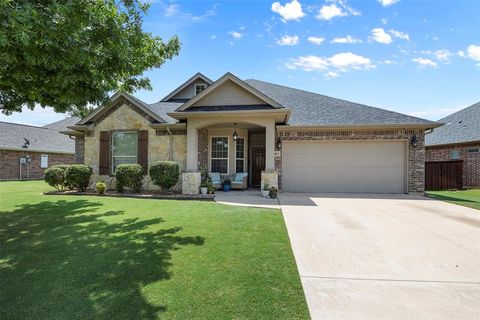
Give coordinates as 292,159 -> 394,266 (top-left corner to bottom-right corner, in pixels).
44,189 -> 215,201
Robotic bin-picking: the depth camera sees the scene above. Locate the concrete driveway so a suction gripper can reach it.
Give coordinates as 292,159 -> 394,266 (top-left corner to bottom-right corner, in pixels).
279,193 -> 480,319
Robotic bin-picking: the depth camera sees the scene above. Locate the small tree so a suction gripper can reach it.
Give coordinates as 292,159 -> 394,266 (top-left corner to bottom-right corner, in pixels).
149,161 -> 179,193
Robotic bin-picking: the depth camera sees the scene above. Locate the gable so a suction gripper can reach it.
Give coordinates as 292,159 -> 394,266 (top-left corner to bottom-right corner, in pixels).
169,79 -> 210,101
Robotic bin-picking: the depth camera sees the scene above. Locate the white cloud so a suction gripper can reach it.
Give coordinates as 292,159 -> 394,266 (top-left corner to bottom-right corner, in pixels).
383,59 -> 396,64
331,35 -> 362,44
307,36 -> 325,45
277,35 -> 299,46
412,57 -> 437,68
316,0 -> 360,21
370,28 -> 392,44
164,4 -> 179,17
433,50 -> 452,62
381,18 -> 388,25
229,31 -> 244,39
209,34 -> 217,40
379,0 -> 400,7
389,29 -> 410,41
466,44 -> 480,61
271,0 -> 306,22
458,50 -> 465,58
286,52 -> 374,78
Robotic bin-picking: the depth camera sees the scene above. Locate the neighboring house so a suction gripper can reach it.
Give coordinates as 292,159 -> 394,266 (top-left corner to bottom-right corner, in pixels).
64,72 -> 439,194
0,118 -> 78,180
425,102 -> 480,188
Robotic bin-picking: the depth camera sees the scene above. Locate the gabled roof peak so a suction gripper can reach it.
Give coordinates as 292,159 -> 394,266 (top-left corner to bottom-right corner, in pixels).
160,72 -> 213,102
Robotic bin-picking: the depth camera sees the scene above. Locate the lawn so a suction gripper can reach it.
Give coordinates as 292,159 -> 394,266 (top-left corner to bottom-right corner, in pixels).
426,189 -> 480,210
0,181 -> 309,320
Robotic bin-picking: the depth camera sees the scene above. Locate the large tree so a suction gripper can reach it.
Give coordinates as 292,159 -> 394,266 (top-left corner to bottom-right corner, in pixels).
0,0 -> 180,115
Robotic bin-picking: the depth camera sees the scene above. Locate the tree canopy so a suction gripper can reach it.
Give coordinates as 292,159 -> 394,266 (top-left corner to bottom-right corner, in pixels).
0,0 -> 180,115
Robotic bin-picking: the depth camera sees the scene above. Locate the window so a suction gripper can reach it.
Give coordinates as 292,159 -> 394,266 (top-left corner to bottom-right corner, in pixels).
112,132 -> 138,171
195,84 -> 207,95
450,150 -> 460,160
467,147 -> 479,153
235,138 -> 245,173
211,137 -> 228,173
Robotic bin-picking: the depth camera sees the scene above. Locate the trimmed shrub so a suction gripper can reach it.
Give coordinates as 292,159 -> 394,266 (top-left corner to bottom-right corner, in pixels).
115,164 -> 143,193
149,161 -> 179,193
65,165 -> 92,192
44,165 -> 69,191
96,181 -> 106,194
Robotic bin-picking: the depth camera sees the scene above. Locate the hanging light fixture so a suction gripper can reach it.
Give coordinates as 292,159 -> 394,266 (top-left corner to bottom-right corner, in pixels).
410,134 -> 418,148
233,123 -> 238,141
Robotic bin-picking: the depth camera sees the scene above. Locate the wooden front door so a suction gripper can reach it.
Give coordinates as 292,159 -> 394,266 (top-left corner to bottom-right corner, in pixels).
251,147 -> 265,186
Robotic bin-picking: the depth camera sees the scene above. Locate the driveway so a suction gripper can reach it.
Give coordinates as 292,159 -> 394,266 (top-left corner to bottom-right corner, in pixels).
279,193 -> 480,319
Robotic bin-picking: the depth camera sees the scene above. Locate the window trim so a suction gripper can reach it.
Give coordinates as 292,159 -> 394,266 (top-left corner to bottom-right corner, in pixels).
466,147 -> 479,153
210,136 -> 229,174
194,83 -> 207,95
449,149 -> 460,160
235,137 -> 246,173
111,131 -> 138,173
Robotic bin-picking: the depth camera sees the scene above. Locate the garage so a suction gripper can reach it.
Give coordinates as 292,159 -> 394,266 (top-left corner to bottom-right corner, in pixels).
282,140 -> 407,193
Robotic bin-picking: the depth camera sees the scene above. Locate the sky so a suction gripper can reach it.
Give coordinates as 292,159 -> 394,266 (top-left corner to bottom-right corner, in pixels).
2,0 -> 479,126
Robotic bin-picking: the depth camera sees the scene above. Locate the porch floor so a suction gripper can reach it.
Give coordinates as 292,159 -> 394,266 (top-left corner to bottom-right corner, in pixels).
214,189 -> 281,209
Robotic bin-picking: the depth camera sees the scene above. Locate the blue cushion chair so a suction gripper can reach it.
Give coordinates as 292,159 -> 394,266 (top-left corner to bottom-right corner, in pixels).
208,172 -> 222,190
231,172 -> 248,190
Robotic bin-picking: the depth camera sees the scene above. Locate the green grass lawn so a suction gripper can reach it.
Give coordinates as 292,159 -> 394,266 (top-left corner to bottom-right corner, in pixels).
0,181 -> 309,320
426,189 -> 480,210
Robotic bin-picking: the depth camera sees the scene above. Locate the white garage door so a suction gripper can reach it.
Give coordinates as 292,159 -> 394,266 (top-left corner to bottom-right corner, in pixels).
282,140 -> 407,193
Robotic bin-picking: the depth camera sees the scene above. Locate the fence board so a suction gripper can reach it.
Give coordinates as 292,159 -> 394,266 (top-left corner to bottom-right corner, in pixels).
425,160 -> 463,190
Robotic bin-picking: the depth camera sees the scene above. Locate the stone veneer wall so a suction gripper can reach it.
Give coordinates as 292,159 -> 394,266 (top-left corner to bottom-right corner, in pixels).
275,128 -> 426,193
197,127 -> 208,170
84,103 -> 187,191
74,136 -> 85,164
0,150 -> 74,180
426,142 -> 480,188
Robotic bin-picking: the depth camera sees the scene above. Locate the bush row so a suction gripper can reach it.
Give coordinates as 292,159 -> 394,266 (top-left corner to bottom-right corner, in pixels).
44,164 -> 92,191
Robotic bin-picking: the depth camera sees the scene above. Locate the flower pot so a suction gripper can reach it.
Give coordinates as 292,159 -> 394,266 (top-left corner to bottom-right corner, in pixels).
223,184 -> 231,192
261,190 -> 269,198
200,187 -> 208,195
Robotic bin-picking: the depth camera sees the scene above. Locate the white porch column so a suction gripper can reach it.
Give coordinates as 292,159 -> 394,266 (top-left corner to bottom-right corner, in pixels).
186,121 -> 198,171
265,119 -> 275,171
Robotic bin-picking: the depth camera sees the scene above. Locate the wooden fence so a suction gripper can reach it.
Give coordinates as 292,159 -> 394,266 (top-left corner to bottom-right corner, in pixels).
425,160 -> 463,190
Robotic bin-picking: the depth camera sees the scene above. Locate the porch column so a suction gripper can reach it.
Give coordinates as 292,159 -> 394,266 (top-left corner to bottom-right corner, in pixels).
186,121 -> 198,171
265,119 -> 275,170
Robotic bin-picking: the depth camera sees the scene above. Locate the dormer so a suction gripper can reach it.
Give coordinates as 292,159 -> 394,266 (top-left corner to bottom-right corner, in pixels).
161,72 -> 213,102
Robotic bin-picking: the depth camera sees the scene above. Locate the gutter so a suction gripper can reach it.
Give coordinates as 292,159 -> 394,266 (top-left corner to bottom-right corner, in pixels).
276,122 -> 443,130
0,147 -> 74,154
168,108 -> 291,120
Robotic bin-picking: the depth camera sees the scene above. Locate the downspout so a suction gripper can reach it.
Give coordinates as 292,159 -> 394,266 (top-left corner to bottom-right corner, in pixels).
166,126 -> 173,161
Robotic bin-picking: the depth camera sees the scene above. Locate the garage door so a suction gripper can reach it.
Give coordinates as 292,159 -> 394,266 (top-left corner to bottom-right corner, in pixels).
282,140 -> 406,193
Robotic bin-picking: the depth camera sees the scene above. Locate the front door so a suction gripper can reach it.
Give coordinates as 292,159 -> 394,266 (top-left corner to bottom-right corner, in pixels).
251,147 -> 265,186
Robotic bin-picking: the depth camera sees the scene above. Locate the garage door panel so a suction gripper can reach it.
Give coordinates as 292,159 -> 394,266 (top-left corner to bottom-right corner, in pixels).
282,141 -> 406,193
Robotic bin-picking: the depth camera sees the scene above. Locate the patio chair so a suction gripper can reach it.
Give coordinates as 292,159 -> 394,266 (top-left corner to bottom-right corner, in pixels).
208,172 -> 222,190
231,172 -> 248,190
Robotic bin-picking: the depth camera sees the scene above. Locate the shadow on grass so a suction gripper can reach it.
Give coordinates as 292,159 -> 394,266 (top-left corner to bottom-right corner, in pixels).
0,199 -> 204,320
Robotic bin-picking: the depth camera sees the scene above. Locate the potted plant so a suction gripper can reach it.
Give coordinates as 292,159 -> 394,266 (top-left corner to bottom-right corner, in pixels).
207,182 -> 215,194
262,182 -> 270,198
200,180 -> 208,195
269,186 -> 278,199
223,178 -> 231,192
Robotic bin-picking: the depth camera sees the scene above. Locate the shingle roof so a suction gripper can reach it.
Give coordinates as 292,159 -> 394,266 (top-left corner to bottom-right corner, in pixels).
146,102 -> 184,123
425,102 -> 480,146
244,79 -> 437,126
0,122 -> 75,153
43,117 -> 81,130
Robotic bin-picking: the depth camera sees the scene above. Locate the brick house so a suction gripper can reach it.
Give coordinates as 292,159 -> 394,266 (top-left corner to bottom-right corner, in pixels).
0,118 -> 78,180
64,72 -> 440,194
425,102 -> 480,188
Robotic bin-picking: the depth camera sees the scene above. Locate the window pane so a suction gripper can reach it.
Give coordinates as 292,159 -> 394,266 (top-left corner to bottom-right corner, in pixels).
236,138 -> 244,159
211,159 -> 228,174
450,150 -> 460,160
236,159 -> 244,173
113,132 -> 138,157
211,137 -> 228,158
195,84 -> 206,95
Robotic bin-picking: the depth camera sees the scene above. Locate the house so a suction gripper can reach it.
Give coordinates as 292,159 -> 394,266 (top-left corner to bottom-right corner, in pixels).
425,102 -> 480,188
0,117 -> 79,180
64,72 -> 440,194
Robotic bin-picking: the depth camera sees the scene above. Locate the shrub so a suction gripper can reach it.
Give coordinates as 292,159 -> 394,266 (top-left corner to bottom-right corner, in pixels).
115,164 -> 143,193
65,165 -> 92,192
44,165 -> 69,191
149,161 -> 179,193
96,181 -> 106,194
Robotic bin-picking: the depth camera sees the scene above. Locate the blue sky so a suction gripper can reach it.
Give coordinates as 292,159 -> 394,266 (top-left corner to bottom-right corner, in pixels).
2,0 -> 479,126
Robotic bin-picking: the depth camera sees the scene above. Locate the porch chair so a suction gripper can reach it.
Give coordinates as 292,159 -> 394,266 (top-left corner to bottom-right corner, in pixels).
231,172 -> 248,190
208,172 -> 222,190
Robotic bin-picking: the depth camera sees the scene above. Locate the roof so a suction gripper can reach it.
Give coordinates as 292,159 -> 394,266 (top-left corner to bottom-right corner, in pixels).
146,102 -> 183,123
425,102 -> 480,146
244,79 -> 438,127
0,122 -> 75,153
42,117 -> 81,131
161,72 -> 213,102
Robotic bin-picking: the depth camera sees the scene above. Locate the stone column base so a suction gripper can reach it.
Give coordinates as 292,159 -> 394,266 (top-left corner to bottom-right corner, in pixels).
261,170 -> 278,191
182,172 -> 201,195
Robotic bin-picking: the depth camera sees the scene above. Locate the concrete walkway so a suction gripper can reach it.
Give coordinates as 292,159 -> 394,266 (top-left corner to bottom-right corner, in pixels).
214,189 -> 280,209
279,193 -> 480,319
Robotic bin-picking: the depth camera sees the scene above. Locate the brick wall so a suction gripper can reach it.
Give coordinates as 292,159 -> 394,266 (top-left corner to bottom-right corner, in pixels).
75,136 -> 85,164
0,149 -> 74,180
275,128 -> 426,193
426,142 -> 480,188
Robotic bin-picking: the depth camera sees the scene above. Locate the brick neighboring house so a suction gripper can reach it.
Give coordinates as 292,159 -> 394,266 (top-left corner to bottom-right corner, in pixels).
65,72 -> 440,194
425,102 -> 480,188
0,117 -> 79,180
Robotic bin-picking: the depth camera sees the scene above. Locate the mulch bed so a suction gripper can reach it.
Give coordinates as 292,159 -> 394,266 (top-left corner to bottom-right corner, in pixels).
44,190 -> 215,201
